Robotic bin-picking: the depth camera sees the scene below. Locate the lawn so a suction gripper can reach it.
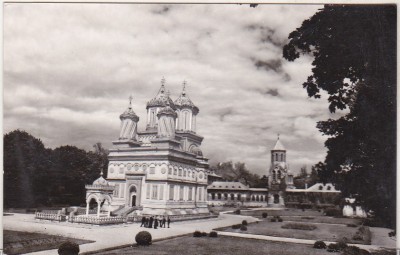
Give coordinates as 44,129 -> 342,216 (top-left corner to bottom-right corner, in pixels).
281,216 -> 362,225
94,235 -> 334,255
4,230 -> 94,255
238,208 -> 323,217
220,220 -> 368,244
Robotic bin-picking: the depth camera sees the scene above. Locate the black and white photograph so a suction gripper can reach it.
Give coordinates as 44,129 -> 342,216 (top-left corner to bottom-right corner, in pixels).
2,2 -> 397,255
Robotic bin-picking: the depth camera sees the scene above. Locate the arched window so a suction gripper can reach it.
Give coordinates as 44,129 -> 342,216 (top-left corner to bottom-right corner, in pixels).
281,154 -> 283,161
231,194 -> 235,200
179,169 -> 182,176
184,170 -> 187,177
272,170 -> 276,180
260,196 -> 263,202
275,153 -> 278,161
238,194 -> 241,201
319,185 -> 323,190
224,193 -> 228,200
327,186 -> 331,190
277,170 -> 281,179
256,195 -> 259,201
184,111 -> 189,130
252,196 -> 255,201
217,193 -> 222,199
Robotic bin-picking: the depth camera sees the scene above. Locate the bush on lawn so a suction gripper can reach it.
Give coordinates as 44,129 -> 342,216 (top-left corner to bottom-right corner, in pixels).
388,230 -> 396,237
325,208 -> 342,217
278,217 -> 283,222
327,243 -> 340,252
313,240 -> 327,249
242,220 -> 248,226
262,212 -> 268,218
281,223 -> 317,231
201,232 -> 208,237
240,225 -> 247,231
270,218 -> 277,222
58,241 -> 79,255
347,224 -> 358,228
135,231 -> 152,246
234,209 -> 241,215
341,246 -> 370,255
337,239 -> 349,251
209,231 -> 218,238
352,226 -> 372,244
193,230 -> 202,237
232,224 -> 241,229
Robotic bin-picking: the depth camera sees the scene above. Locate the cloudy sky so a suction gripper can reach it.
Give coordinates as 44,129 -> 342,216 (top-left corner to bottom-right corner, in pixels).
4,3 -> 345,175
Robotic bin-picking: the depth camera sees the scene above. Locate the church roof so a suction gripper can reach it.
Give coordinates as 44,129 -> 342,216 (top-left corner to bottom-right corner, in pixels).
146,78 -> 176,110
207,181 -> 249,190
174,82 -> 199,114
272,137 -> 285,151
157,105 -> 177,118
92,175 -> 110,186
120,96 -> 139,121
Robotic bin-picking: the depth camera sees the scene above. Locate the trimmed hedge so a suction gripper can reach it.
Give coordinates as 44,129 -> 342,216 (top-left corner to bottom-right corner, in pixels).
240,225 -> 247,231
352,226 -> 372,244
135,231 -> 152,246
58,241 -> 79,255
262,212 -> 268,218
242,220 -> 248,226
201,232 -> 208,237
325,208 -> 342,217
313,240 -> 327,249
209,231 -> 218,238
234,209 -> 241,215
232,224 -> 241,229
193,230 -> 202,237
341,246 -> 370,255
281,223 -> 317,231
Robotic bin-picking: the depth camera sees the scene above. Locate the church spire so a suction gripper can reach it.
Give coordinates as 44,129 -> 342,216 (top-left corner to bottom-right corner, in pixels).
272,134 -> 285,151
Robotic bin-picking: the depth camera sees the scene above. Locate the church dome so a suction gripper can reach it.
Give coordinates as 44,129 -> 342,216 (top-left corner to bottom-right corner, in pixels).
146,78 -> 176,110
174,82 -> 199,114
92,175 -> 110,186
157,105 -> 177,118
120,106 -> 139,121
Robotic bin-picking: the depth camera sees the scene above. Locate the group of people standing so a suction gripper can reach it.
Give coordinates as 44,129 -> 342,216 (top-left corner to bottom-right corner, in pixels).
140,216 -> 171,229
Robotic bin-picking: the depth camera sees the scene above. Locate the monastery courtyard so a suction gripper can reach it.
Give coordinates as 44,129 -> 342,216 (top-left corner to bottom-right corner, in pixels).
4,208 -> 396,255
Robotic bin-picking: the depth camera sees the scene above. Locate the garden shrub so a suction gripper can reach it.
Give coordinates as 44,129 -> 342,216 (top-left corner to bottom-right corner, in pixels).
347,224 -> 358,228
337,239 -> 348,251
234,209 -> 241,215
209,231 -> 218,238
341,246 -> 370,255
242,220 -> 248,226
270,218 -> 277,222
327,243 -> 340,252
240,225 -> 247,231
135,231 -> 152,246
193,230 -> 202,237
262,212 -> 268,218
281,223 -> 317,231
278,217 -> 283,222
232,224 -> 241,229
352,226 -> 372,244
201,232 -> 208,237
313,240 -> 327,249
388,230 -> 396,237
58,241 -> 79,255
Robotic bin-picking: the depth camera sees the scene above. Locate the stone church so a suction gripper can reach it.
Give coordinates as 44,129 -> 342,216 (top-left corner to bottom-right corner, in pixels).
86,78 -> 210,216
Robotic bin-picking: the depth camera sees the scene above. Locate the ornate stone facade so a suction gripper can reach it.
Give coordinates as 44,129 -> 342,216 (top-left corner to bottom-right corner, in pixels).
99,79 -> 210,216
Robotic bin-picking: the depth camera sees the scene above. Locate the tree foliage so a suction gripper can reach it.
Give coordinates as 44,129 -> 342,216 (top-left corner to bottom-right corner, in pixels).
283,5 -> 396,228
4,130 -> 108,208
213,161 -> 267,188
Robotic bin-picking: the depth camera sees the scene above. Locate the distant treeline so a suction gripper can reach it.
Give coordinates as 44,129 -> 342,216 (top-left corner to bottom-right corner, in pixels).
4,130 -> 108,208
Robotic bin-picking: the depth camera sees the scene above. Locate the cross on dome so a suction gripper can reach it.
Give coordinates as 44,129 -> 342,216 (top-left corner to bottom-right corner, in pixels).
182,80 -> 187,95
128,95 -> 133,107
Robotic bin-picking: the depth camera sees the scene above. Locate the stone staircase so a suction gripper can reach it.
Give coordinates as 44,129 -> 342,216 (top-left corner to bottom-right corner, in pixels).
113,206 -> 142,217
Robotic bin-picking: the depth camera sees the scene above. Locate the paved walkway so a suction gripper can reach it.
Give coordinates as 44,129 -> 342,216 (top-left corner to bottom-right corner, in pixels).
4,213 -> 397,254
3,213 -> 257,254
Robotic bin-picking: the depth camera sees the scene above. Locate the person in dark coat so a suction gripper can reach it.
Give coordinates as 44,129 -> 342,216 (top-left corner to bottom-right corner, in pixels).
149,216 -> 154,228
154,218 -> 158,229
167,217 -> 171,228
140,216 -> 146,227
162,216 -> 166,228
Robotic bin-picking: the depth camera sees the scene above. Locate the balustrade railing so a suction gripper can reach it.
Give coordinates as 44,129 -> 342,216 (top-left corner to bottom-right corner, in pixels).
35,212 -> 66,221
69,215 -> 126,225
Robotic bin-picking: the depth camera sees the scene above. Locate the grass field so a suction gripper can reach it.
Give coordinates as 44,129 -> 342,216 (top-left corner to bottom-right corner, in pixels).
220,220 -> 368,244
4,230 -> 93,255
94,235 -> 334,255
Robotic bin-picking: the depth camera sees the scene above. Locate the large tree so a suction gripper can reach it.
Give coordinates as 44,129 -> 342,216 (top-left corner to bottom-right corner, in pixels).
283,5 -> 396,228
